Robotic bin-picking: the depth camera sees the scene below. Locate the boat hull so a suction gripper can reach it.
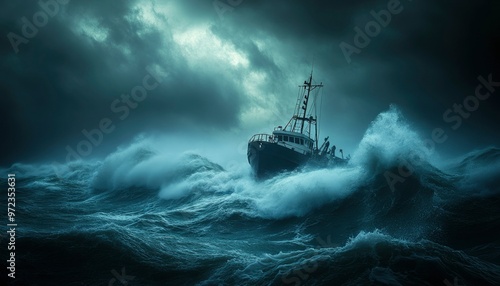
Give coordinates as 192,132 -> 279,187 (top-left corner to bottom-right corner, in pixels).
247,141 -> 310,177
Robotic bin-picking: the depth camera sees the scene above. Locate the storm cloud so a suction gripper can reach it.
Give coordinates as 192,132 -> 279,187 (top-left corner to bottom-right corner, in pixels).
1,0 -> 499,166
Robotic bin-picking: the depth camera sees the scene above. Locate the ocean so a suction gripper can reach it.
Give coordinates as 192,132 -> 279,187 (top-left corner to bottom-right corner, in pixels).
2,109 -> 500,285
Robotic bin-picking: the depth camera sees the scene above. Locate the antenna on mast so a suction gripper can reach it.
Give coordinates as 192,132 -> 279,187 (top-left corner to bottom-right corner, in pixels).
310,52 -> 316,78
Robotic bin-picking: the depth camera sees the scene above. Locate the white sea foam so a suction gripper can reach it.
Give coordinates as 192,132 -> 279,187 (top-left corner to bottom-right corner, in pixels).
350,105 -> 432,172
83,107 -> 439,218
20,106 -> 490,218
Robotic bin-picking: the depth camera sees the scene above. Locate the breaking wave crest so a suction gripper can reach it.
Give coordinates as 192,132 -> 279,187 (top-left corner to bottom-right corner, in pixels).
4,106 -> 499,285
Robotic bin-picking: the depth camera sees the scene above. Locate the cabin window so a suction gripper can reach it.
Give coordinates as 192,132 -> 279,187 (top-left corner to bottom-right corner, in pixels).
295,138 -> 299,144
284,136 -> 288,142
278,135 -> 282,141
300,139 -> 304,145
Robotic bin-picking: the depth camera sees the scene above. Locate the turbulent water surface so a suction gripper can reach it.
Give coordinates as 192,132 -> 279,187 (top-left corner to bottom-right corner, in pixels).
2,109 -> 500,285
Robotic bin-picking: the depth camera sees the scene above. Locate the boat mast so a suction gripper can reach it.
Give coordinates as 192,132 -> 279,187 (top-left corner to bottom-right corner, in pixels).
300,73 -> 312,134
299,70 -> 323,148
284,69 -> 323,149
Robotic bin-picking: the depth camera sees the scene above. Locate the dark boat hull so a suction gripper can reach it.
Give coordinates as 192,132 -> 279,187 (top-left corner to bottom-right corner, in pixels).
247,141 -> 310,177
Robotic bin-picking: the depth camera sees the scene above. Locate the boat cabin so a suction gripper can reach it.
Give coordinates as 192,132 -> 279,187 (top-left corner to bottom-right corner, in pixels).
272,130 -> 313,155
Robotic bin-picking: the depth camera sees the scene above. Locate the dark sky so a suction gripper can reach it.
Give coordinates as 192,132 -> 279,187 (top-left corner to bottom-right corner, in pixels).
1,0 -> 499,166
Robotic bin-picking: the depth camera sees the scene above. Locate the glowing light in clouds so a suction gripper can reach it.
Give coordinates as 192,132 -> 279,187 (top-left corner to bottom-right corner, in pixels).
172,24 -> 249,68
75,17 -> 109,42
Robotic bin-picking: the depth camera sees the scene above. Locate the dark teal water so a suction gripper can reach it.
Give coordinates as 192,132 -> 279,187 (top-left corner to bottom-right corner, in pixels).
2,109 -> 500,285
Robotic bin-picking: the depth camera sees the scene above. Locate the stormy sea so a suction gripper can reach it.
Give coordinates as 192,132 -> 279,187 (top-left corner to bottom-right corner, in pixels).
3,109 -> 500,286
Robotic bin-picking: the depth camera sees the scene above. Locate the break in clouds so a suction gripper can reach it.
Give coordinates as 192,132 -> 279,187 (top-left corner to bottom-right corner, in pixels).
1,0 -> 499,166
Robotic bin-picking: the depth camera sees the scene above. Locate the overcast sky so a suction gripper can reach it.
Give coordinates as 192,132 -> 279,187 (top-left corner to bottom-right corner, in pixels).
1,0 -> 499,166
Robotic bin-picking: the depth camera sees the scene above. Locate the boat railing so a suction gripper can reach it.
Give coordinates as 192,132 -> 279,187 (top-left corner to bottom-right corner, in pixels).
249,134 -> 275,143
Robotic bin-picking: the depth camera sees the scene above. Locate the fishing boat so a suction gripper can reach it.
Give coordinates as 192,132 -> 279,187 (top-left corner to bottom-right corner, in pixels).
247,71 -> 349,177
